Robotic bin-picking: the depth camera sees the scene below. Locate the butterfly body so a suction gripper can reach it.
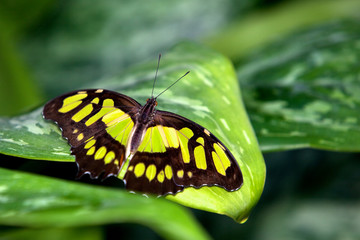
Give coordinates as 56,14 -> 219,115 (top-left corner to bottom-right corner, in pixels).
128,97 -> 157,157
43,89 -> 243,196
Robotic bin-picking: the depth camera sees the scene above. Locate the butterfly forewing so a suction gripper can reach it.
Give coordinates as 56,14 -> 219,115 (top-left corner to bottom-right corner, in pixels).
43,89 -> 141,178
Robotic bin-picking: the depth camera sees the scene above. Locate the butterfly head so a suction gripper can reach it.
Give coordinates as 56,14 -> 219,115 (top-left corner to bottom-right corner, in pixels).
146,97 -> 158,107
138,97 -> 158,123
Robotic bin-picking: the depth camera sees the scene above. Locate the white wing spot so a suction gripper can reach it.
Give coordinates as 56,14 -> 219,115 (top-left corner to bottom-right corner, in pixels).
243,130 -> 251,144
204,129 -> 210,136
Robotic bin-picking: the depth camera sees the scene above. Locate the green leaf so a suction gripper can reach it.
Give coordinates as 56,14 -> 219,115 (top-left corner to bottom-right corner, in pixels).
253,200 -> 360,240
0,109 -> 72,161
206,0 -> 360,60
0,0 -> 55,37
0,23 -> 44,116
0,227 -> 102,240
0,0 -> 54,116
238,19 -> 360,152
19,0 -> 256,97
0,167 -> 210,240
0,42 -> 265,222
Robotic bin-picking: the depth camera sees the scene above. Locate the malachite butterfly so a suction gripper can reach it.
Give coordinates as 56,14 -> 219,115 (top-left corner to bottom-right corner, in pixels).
43,59 -> 243,196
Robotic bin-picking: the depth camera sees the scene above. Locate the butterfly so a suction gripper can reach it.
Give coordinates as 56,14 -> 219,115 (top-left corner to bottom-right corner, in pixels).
43,58 -> 243,196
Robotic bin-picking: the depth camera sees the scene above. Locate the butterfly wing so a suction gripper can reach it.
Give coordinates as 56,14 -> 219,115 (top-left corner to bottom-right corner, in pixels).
123,149 -> 184,195
44,89 -> 243,196
43,89 -> 141,178
124,110 -> 243,196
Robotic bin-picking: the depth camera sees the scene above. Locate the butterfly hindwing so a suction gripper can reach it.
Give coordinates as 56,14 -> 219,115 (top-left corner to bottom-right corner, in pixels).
124,150 -> 184,195
123,110 -> 243,195
71,128 -> 126,179
43,89 -> 141,178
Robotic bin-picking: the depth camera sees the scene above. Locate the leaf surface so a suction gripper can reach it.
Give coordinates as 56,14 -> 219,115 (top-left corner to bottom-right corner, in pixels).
0,42 -> 265,222
0,167 -> 210,240
238,19 -> 360,152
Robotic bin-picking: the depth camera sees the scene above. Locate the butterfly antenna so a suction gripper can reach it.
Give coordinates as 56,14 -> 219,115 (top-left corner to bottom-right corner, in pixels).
151,54 -> 162,97
155,71 -> 190,99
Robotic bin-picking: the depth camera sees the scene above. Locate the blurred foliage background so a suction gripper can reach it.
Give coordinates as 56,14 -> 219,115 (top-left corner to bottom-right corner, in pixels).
0,0 -> 360,239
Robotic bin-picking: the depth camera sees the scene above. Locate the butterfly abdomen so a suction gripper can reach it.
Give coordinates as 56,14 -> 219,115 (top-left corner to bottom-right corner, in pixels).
127,99 -> 157,155
128,124 -> 148,155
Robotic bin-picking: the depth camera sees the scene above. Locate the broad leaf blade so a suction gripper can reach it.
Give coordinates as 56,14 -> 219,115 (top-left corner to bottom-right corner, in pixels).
0,167 -> 210,240
0,109 -> 72,161
238,19 -> 360,152
0,42 -> 265,222
0,227 -> 102,240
